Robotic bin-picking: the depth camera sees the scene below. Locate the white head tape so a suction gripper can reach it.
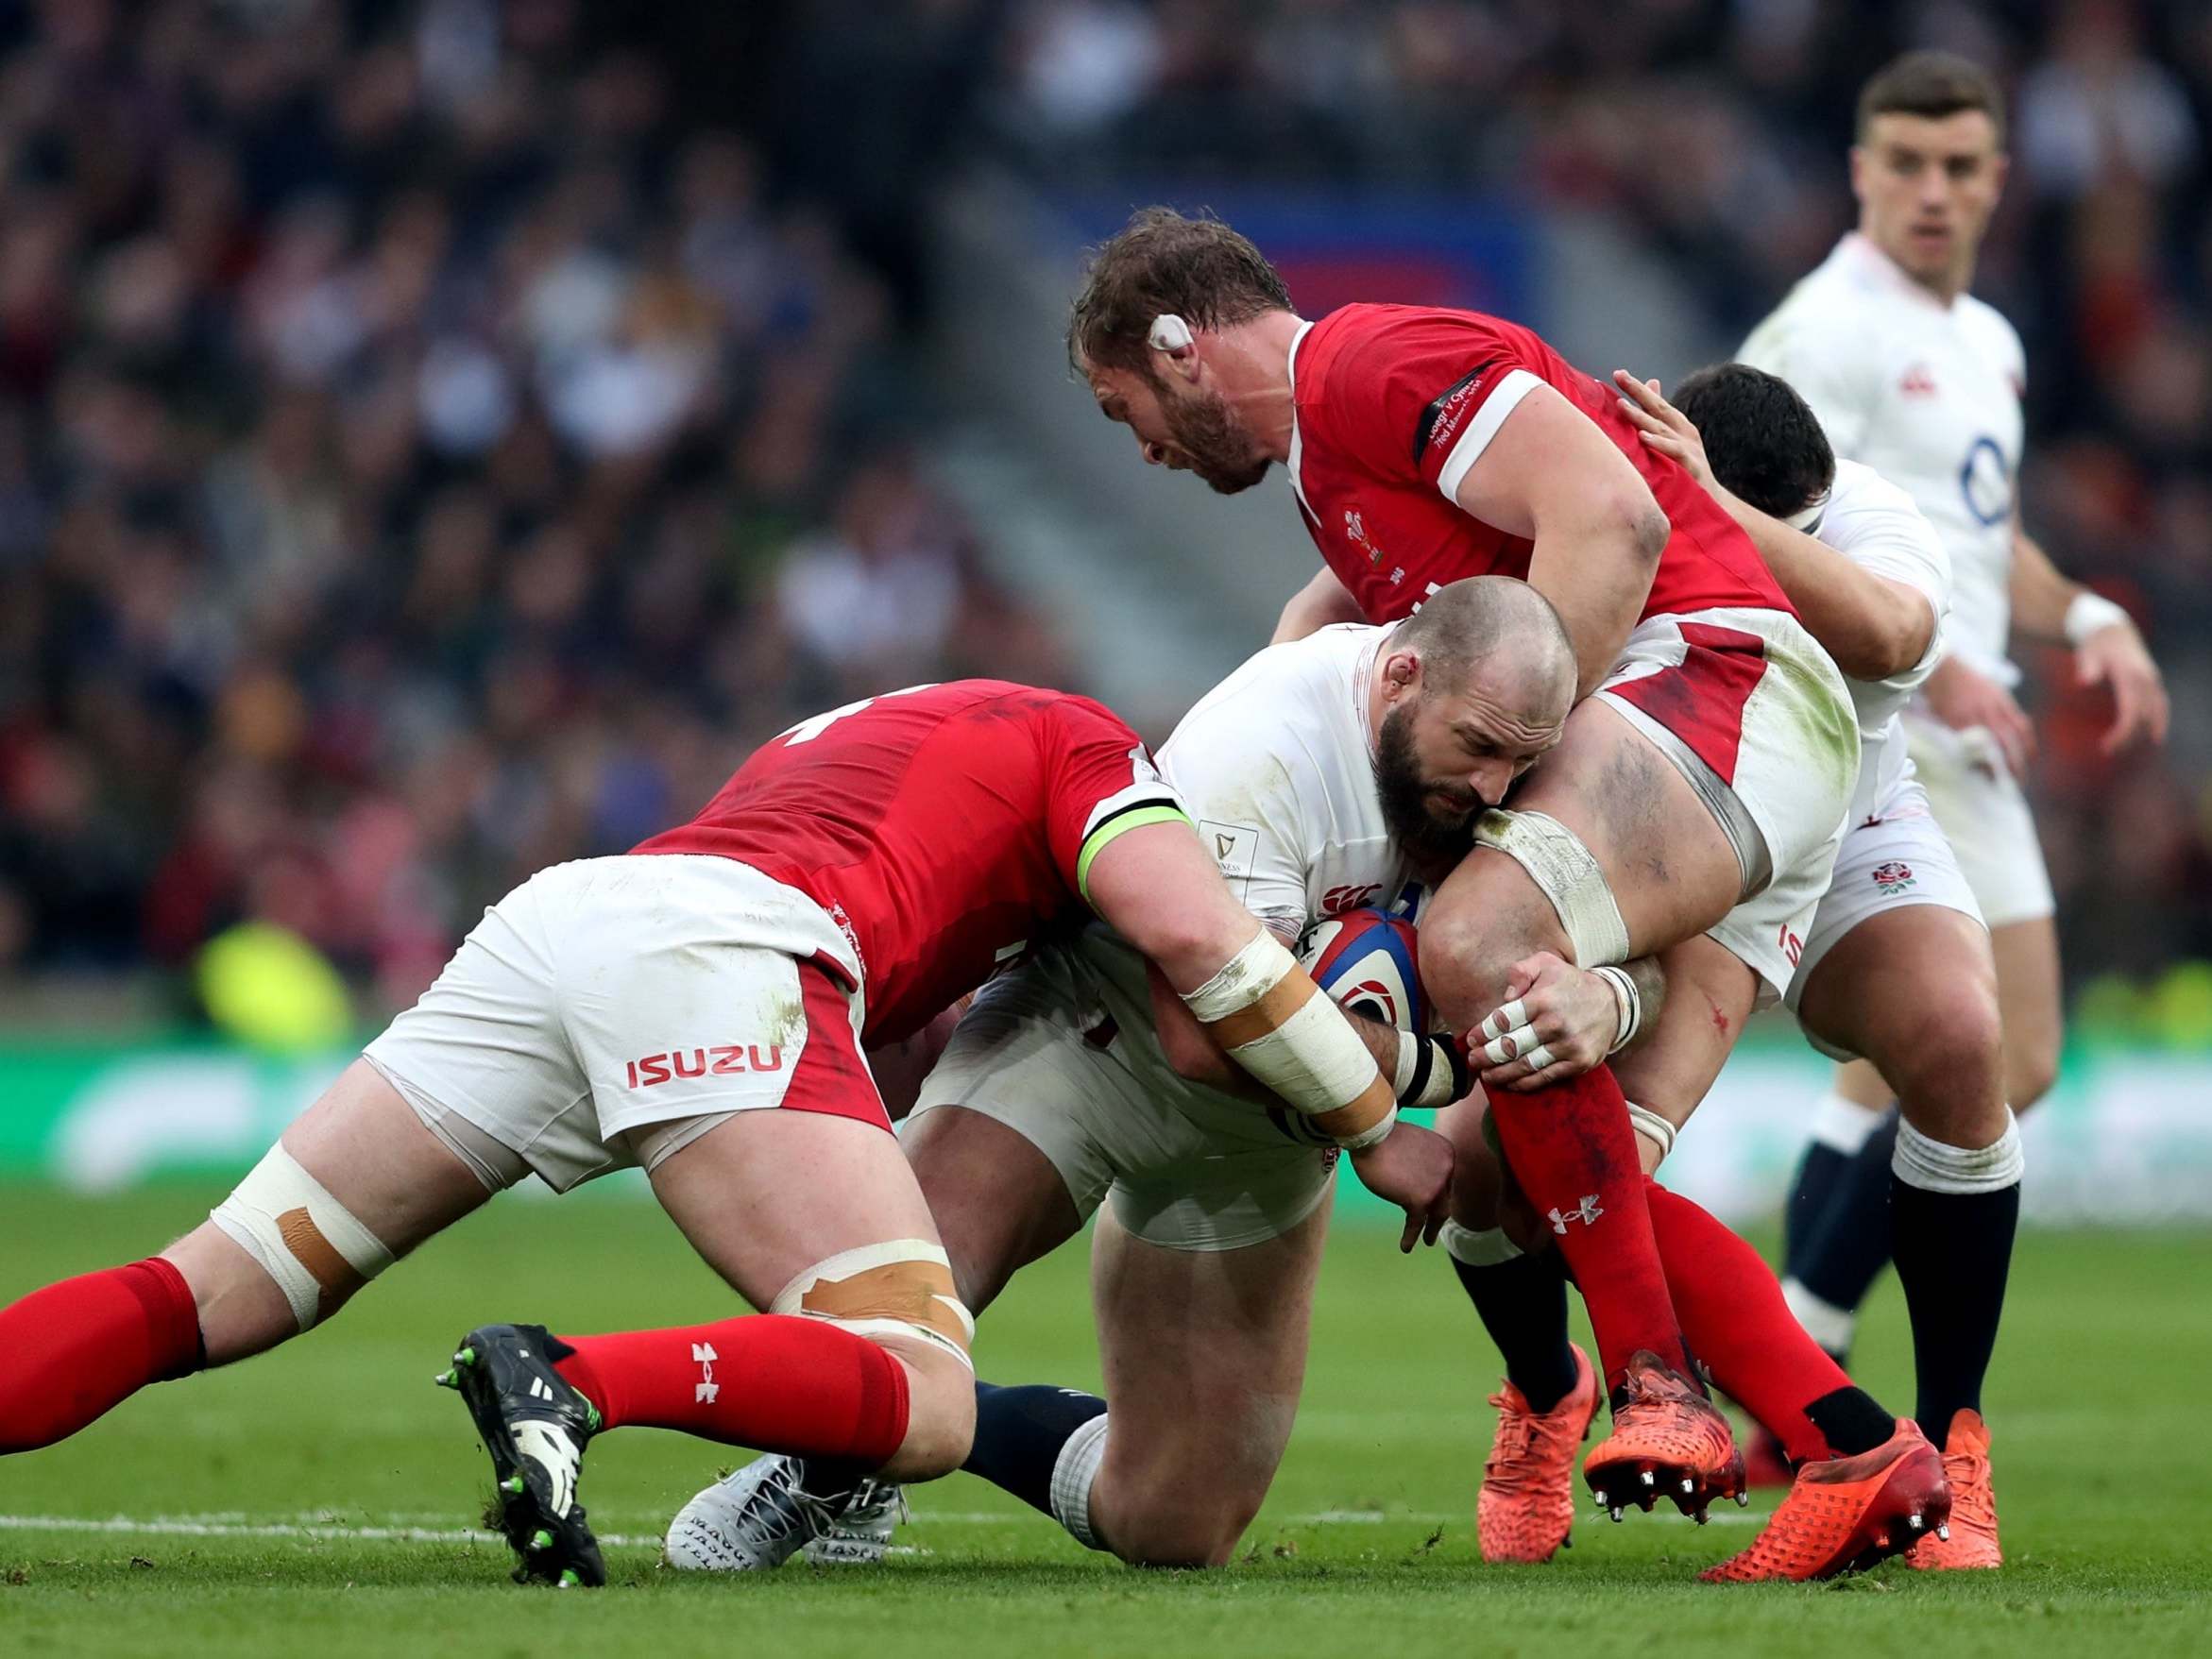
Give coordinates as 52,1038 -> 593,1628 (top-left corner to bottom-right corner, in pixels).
1149,313 -> 1193,352
1782,490 -> 1830,533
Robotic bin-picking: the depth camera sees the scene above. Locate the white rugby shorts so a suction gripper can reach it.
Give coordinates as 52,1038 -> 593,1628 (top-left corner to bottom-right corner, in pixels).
1900,710 -> 2057,927
1593,606 -> 1859,1003
364,854 -> 881,1193
1784,775 -> 1986,1059
910,940 -> 1337,1253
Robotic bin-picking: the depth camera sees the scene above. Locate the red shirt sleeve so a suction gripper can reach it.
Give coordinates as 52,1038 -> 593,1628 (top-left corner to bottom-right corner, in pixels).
1326,309 -> 1554,499
1034,695 -> 1187,900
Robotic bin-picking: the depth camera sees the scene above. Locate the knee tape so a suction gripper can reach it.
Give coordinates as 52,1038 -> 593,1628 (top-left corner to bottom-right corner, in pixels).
210,1144 -> 396,1331
1626,1102 -> 1677,1168
772,1241 -> 977,1368
1472,809 -> 1631,966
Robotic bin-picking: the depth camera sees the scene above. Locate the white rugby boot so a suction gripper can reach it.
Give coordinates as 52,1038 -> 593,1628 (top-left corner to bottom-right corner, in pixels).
665,1452 -> 904,1570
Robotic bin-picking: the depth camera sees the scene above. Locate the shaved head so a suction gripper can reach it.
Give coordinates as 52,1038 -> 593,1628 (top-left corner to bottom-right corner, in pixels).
1395,578 -> 1577,723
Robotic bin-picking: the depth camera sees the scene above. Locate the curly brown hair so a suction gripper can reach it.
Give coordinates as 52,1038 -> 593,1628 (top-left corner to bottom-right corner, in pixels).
1065,207 -> 1295,381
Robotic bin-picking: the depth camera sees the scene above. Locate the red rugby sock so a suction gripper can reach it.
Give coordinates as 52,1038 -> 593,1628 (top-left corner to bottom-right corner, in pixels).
553,1314 -> 910,1466
1645,1179 -> 1852,1464
1487,1064 -> 1693,1393
0,1258 -> 203,1453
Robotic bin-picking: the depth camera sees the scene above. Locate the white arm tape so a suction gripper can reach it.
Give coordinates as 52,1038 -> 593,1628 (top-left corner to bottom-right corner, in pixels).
1472,809 -> 1630,966
210,1143 -> 395,1332
2064,590 -> 2130,646
1182,926 -> 1299,1023
1625,1101 -> 1676,1167
1229,990 -> 1389,1117
1183,926 -> 1394,1140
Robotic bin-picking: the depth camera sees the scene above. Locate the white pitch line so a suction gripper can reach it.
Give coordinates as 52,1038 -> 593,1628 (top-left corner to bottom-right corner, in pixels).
0,1506 -> 1761,1548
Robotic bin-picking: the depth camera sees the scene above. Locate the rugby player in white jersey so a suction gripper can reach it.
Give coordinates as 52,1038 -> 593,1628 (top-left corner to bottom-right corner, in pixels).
664,579 -> 1597,1570
1444,370 -> 1998,1580
1608,363 -> 2021,1568
668,578 -> 1941,1580
1738,51 -> 2167,1432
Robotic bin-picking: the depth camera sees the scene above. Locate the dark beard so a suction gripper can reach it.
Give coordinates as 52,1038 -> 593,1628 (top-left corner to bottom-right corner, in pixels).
1372,703 -> 1479,872
1163,386 -> 1271,494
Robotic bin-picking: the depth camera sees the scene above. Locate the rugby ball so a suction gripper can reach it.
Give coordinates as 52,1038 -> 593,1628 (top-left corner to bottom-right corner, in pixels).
1300,907 -> 1427,1035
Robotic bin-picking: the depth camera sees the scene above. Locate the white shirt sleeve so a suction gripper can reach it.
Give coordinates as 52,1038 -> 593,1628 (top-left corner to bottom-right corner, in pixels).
1818,460 -> 1953,692
1158,698 -> 1318,945
1739,304 -> 1884,462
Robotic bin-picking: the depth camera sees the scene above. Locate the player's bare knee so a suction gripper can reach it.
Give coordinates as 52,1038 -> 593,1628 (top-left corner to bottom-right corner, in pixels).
878,1346 -> 976,1481
772,1241 -> 979,1479
1886,983 -> 2008,1145
1097,1481 -> 1255,1567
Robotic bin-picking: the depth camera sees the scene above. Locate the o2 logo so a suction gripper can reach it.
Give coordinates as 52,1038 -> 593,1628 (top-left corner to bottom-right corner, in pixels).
1959,436 -> 2012,528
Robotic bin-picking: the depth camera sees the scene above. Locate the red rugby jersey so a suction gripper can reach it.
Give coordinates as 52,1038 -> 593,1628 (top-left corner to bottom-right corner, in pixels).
1286,304 -> 1792,625
635,682 -> 1182,1043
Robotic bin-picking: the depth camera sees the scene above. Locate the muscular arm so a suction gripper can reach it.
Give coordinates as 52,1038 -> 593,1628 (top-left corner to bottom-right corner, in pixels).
1608,368 -> 1931,680
1718,496 -> 1933,680
1273,566 -> 1364,644
1451,384 -> 1668,699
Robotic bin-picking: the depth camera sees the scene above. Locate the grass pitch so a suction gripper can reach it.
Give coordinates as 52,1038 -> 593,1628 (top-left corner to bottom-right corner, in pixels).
0,1181 -> 2205,1658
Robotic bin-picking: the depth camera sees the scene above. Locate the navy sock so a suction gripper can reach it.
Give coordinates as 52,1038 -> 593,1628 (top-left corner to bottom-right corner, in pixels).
1452,1251 -> 1577,1414
1782,1143 -> 1853,1282
1804,1385 -> 1897,1458
1793,1106 -> 1902,1362
961,1380 -> 1108,1516
1893,1177 -> 2017,1443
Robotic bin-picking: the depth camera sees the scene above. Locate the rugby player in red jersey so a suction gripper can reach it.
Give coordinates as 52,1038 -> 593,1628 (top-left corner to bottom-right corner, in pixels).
1070,211 -> 1945,1568
0,680 -> 1452,1587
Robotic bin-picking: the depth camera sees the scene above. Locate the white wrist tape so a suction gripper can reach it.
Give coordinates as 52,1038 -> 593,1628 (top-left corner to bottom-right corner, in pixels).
1183,927 -> 1395,1143
2064,590 -> 2130,646
1625,1101 -> 1677,1167
1591,964 -> 1641,1054
1394,1031 -> 1466,1109
1473,809 -> 1630,967
210,1143 -> 395,1331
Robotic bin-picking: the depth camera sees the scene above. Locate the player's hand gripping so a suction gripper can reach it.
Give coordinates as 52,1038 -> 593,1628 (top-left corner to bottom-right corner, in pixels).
1350,1120 -> 1455,1253
1921,655 -> 2036,778
1610,370 -> 1716,492
1473,952 -> 1621,1092
2074,617 -> 2169,755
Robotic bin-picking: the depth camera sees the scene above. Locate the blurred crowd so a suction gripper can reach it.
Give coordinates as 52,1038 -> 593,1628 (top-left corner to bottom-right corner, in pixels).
5,0 -> 2210,1030
990,0 -> 2212,1007
0,0 -> 1068,1015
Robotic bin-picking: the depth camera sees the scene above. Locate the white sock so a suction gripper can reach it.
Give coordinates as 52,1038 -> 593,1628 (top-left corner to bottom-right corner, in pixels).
1809,1091 -> 1889,1155
1439,1220 -> 1522,1266
1782,1277 -> 1858,1354
1047,1414 -> 1110,1550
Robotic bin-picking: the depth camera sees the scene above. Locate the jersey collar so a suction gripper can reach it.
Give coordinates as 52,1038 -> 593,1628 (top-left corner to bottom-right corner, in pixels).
1284,317 -> 1319,527
1836,231 -> 1954,314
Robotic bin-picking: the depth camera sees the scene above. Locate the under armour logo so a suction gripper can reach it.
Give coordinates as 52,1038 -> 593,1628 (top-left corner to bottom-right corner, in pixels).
693,1341 -> 719,1404
1548,1195 -> 1604,1233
